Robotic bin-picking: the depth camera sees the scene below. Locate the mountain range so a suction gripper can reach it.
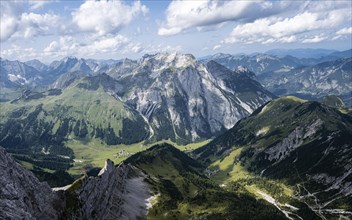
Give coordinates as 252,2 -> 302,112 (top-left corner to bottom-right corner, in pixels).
258,58 -> 352,103
1,95 -> 351,219
0,53 -> 273,171
0,56 -> 119,89
265,48 -> 338,59
0,49 -> 351,219
201,49 -> 351,104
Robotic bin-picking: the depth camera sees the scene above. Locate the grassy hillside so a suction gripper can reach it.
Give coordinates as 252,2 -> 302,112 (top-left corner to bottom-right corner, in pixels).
66,139 -> 209,177
194,96 -> 352,219
319,95 -> 345,108
0,75 -> 150,171
126,143 -> 286,219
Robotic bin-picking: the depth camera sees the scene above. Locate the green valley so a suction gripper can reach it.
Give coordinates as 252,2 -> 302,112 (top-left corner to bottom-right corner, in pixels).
66,139 -> 209,176
126,143 -> 287,220
194,96 -> 352,219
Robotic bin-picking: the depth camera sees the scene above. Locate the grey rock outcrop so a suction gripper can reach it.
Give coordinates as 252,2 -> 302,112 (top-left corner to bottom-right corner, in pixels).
68,160 -> 151,220
0,147 -> 63,220
0,147 -> 152,220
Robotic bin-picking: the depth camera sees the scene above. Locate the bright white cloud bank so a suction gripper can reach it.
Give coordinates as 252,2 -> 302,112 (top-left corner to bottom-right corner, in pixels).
1,0 -> 150,61
337,27 -> 352,36
28,0 -> 54,10
1,0 -> 148,41
0,1 -> 59,41
20,12 -> 60,38
159,0 -> 351,45
0,2 -> 21,41
224,9 -> 350,44
158,0 -> 297,36
72,0 -> 148,36
44,35 -> 129,57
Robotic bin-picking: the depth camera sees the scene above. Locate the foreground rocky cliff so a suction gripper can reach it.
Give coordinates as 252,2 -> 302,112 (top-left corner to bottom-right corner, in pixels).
64,160 -> 152,220
0,147 -> 153,220
1,144 -> 288,220
0,147 -> 63,219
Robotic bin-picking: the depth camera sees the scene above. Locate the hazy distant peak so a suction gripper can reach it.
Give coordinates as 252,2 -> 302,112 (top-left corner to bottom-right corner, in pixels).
212,53 -> 233,59
61,56 -> 79,62
266,48 -> 338,59
140,52 -> 196,69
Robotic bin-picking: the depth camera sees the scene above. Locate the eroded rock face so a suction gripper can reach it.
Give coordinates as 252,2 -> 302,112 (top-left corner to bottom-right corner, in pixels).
0,148 -> 152,220
0,147 -> 63,220
265,119 -> 323,162
118,53 -> 274,143
70,160 -> 151,220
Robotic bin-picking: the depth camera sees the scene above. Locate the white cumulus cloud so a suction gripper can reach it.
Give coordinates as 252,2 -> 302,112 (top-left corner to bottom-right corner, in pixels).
0,1 -> 21,41
336,27 -> 352,35
28,0 -> 55,10
158,0 -> 299,36
143,43 -> 182,54
213,45 -> 222,50
72,0 -> 148,36
224,9 -> 350,44
85,35 -> 129,55
20,12 -> 60,38
302,35 -> 328,43
1,45 -> 37,61
0,1 -> 60,41
44,35 -> 130,57
124,42 -> 144,53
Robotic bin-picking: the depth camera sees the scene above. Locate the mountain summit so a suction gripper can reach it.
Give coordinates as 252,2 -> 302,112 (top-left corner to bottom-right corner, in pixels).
111,53 -> 274,143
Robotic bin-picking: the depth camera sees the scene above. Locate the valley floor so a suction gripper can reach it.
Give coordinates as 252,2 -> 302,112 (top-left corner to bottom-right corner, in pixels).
206,147 -> 352,220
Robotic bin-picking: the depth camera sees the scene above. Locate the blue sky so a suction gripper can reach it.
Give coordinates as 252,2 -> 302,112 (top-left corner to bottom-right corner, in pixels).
1,0 -> 351,62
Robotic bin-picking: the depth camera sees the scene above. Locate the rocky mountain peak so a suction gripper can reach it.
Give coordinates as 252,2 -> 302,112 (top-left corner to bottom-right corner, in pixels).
64,161 -> 152,219
98,159 -> 115,176
205,60 -> 237,78
254,53 -> 278,61
140,52 -> 196,70
122,58 -> 135,64
25,59 -> 48,72
212,53 -> 233,59
63,56 -> 78,63
120,58 -> 138,69
49,56 -> 78,69
235,65 -> 256,79
236,65 -> 250,72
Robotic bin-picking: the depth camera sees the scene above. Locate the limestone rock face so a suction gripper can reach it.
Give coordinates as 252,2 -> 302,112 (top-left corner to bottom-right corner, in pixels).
116,53 -> 274,143
0,147 -> 63,220
70,160 -> 151,220
0,148 -> 151,220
